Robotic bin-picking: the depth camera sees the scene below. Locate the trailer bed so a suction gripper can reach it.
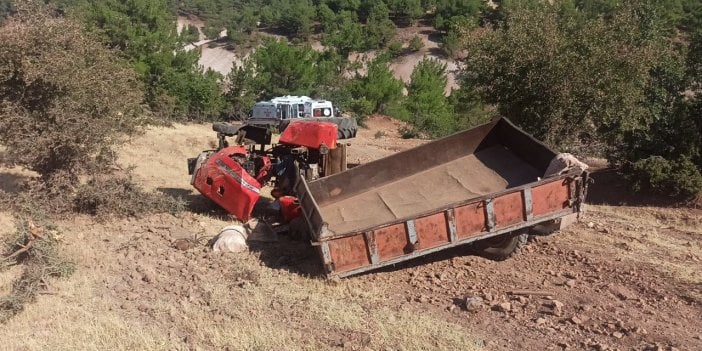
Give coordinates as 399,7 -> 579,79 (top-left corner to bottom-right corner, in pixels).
296,117 -> 588,278
319,145 -> 541,235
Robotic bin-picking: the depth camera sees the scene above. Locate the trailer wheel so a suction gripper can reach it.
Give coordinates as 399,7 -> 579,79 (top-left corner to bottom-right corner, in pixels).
476,231 -> 528,261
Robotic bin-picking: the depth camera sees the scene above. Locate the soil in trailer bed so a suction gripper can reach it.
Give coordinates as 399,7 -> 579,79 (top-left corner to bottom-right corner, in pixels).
319,145 -> 542,235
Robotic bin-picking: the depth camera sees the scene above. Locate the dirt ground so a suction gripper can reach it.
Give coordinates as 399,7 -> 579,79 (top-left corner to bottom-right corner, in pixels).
0,117 -> 700,350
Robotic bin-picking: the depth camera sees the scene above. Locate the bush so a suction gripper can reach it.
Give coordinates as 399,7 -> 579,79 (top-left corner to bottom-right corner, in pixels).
203,25 -> 222,40
628,156 -> 702,197
1,218 -> 74,322
78,0 -> 226,121
180,24 -> 200,43
387,41 -> 404,58
405,58 -> 455,136
399,126 -> 421,139
0,2 -> 143,183
74,174 -> 185,217
409,35 -> 424,51
348,54 -> 404,114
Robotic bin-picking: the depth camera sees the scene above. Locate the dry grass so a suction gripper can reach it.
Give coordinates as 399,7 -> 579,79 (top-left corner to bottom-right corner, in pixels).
0,212 -> 482,351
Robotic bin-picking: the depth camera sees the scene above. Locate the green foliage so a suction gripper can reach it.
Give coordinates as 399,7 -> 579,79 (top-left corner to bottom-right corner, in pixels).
449,83 -> 492,131
226,39 -> 341,104
0,2 -> 144,182
75,0 -> 225,121
202,24 -> 222,39
348,54 -> 404,114
386,0 -> 423,25
463,0 -> 702,197
682,0 -> 702,33
404,58 -> 454,136
322,10 -> 365,57
276,0 -> 316,38
364,2 -> 396,49
433,0 -> 485,31
463,1 -> 664,148
628,156 -> 702,197
180,24 -> 200,43
409,35 -> 423,51
387,41 -> 404,57
317,3 -> 337,31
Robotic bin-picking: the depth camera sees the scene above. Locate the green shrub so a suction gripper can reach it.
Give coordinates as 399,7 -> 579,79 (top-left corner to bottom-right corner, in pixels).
387,41 -> 404,57
409,35 -> 424,51
628,156 -> 702,197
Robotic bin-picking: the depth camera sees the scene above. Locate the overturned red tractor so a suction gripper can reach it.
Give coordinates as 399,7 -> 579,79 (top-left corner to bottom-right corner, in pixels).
188,119 -> 353,222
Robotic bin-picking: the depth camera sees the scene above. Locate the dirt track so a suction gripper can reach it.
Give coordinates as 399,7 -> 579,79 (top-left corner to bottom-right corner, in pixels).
0,117 -> 700,350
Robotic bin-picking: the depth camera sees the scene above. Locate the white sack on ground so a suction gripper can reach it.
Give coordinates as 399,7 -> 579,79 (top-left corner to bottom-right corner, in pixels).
212,225 -> 248,253
544,153 -> 589,178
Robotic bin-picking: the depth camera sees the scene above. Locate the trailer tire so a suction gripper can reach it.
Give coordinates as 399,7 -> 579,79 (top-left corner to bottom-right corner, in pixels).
476,231 -> 528,261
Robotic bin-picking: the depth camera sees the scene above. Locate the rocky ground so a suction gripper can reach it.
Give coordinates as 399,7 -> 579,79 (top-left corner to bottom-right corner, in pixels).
0,117 -> 700,350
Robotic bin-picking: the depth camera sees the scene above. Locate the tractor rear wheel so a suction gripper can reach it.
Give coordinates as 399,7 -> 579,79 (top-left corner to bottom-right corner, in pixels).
475,231 -> 528,261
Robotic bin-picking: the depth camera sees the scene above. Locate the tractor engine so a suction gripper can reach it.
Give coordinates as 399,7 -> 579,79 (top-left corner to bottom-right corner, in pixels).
188,120 -> 342,223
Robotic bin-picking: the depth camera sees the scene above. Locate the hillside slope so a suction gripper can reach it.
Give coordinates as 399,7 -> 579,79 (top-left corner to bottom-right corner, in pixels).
0,118 -> 699,350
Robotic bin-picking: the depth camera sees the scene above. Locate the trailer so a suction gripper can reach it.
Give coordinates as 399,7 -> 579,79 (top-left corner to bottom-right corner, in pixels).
295,117 -> 589,278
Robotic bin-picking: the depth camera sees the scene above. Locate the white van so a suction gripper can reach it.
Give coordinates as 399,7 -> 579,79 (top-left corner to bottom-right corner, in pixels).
247,96 -> 337,126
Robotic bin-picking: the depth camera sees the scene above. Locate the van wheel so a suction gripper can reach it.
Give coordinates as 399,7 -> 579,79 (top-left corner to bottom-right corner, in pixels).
476,231 -> 528,261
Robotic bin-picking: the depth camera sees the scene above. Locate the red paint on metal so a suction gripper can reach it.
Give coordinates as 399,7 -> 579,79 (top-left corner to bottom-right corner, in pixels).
328,235 -> 370,273
454,202 -> 485,239
279,196 -> 302,222
532,180 -> 570,216
415,213 -> 450,250
494,191 -> 525,229
279,120 -> 338,149
375,224 -> 408,261
192,146 -> 261,221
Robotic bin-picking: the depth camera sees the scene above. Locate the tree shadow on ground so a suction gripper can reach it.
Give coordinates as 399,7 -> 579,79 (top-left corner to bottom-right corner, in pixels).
156,187 -> 232,220
586,168 -> 682,207
0,172 -> 29,194
247,236 -> 326,277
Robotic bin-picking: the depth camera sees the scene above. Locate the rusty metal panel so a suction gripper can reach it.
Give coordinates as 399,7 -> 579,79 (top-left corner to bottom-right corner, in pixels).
454,202 -> 485,239
374,223 -> 409,261
414,212 -> 450,250
493,191 -> 525,229
328,235 -> 370,273
329,208 -> 578,278
532,179 -> 570,217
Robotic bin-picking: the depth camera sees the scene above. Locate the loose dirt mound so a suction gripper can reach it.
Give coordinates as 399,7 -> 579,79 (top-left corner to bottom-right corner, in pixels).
1,121 -> 700,350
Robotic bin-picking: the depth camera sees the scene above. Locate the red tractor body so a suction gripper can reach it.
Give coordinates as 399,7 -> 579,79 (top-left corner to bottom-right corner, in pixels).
279,121 -> 338,150
189,118 -> 354,223
192,146 -> 264,221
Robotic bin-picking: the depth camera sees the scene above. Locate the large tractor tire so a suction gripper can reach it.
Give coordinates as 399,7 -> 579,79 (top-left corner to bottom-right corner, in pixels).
475,230 -> 529,261
212,122 -> 242,136
333,117 -> 358,139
